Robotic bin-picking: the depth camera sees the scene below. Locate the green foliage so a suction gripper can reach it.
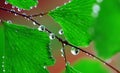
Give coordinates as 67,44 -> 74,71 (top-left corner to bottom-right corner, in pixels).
0,22 -> 55,73
72,58 -> 110,73
65,62 -> 81,73
94,0 -> 120,59
49,0 -> 96,47
6,0 -> 38,10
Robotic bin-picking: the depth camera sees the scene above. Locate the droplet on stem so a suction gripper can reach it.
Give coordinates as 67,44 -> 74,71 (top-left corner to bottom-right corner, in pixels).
17,8 -> 22,12
49,33 -> 55,40
33,22 -> 36,25
71,47 -> 80,55
38,25 -> 45,31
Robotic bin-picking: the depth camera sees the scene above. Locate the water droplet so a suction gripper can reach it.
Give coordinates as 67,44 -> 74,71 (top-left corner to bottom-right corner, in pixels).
58,29 -> 63,35
92,4 -> 100,18
2,65 -> 4,67
14,13 -> 17,16
17,8 -> 21,12
96,0 -> 103,3
5,1 -> 8,5
61,54 -> 64,57
3,69 -> 5,72
86,53 -> 89,56
7,20 -> 12,23
33,22 -> 36,25
39,15 -> 43,17
38,25 -> 45,31
49,33 -> 55,40
34,5 -> 37,8
71,47 -> 80,55
2,56 -> 5,59
92,4 -> 100,14
10,9 -> 15,11
43,66 -> 46,69
64,3 -> 67,5
22,13 -> 26,15
30,7 -> 33,9
12,6 -> 15,8
60,48 -> 64,53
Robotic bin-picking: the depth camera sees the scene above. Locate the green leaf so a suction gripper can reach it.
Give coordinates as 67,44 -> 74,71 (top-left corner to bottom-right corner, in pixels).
6,0 -> 38,10
0,22 -> 55,73
65,62 -> 81,73
94,0 -> 120,59
72,58 -> 110,73
49,0 -> 96,47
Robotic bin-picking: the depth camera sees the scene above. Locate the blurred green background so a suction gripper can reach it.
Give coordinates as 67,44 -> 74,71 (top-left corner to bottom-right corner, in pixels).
0,0 -> 120,73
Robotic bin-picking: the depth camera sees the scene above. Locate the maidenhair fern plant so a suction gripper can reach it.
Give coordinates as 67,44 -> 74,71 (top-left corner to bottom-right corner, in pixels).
0,0 -> 120,73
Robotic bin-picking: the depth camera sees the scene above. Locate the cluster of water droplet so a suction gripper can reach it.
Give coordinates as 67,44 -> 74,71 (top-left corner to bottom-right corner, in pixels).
61,48 -> 64,57
92,0 -> 103,18
71,47 -> 80,55
2,56 -> 5,72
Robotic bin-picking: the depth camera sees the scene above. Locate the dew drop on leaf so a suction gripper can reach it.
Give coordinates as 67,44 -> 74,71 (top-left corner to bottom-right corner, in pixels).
58,29 -> 63,35
49,33 -> 55,40
92,4 -> 100,13
38,25 -> 45,31
7,20 -> 12,23
96,0 -> 103,3
43,66 -> 46,69
71,47 -> 80,55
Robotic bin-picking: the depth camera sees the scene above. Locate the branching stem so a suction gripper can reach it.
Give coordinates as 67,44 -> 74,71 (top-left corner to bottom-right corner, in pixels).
0,7 -> 120,73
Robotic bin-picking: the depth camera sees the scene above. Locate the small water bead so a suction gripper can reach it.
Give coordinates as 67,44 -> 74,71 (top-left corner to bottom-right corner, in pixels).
96,0 -> 103,3
71,47 -> 80,55
7,20 -> 12,23
5,1 -> 8,5
12,6 -> 15,8
92,4 -> 100,14
38,25 -> 45,31
43,66 -> 46,69
10,9 -> 15,11
33,22 -> 36,25
49,33 -> 55,40
3,69 -> 5,72
30,7 -> 33,9
58,29 -> 64,35
17,8 -> 22,12
61,54 -> 64,57
60,48 -> 64,53
2,64 -> 4,67
92,4 -> 100,18
2,56 -> 5,59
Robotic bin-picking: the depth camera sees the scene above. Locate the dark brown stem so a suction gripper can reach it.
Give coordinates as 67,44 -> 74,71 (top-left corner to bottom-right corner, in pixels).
28,12 -> 48,17
0,7 -> 120,73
